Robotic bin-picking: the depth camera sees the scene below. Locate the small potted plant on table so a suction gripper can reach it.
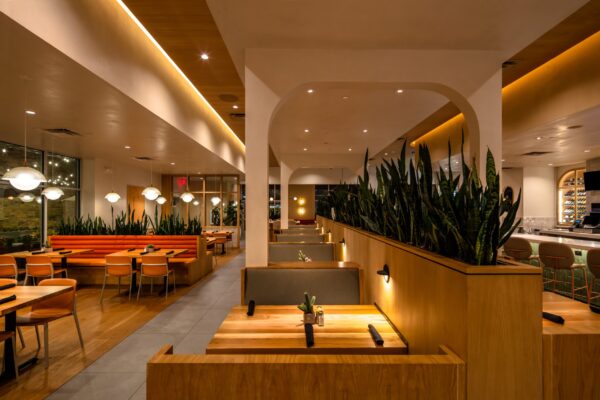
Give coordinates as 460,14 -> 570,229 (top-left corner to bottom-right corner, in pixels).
145,244 -> 155,253
298,291 -> 317,324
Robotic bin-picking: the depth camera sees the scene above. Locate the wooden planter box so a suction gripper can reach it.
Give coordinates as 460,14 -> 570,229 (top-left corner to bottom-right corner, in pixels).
318,216 -> 543,400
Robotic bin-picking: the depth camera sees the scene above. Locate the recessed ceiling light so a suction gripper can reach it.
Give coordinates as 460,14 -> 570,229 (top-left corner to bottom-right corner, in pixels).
200,53 -> 209,61
303,147 -> 308,152
25,110 -> 36,115
348,148 -> 352,152
232,105 -> 239,109
170,162 -> 175,165
342,96 -> 349,100
548,163 -> 553,166
384,152 -> 388,156
363,129 -> 368,133
396,89 -> 403,94
307,89 -> 314,94
304,129 -> 309,133
584,149 -> 591,153
124,145 -> 131,149
501,159 -> 506,162
536,136 -> 542,140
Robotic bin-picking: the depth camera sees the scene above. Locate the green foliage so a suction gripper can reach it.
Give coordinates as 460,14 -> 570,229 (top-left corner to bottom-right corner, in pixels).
297,291 -> 316,314
316,136 -> 521,265
223,201 -> 237,226
57,204 -> 202,236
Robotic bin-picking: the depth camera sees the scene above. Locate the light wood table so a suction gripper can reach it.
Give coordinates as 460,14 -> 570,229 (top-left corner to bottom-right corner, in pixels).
206,305 -> 407,355
107,249 -> 187,292
0,285 -> 73,381
6,248 -> 93,270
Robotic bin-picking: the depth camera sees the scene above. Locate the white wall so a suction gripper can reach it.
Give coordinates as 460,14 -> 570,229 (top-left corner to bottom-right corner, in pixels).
269,167 -> 358,185
80,158 -> 161,222
522,166 -> 556,229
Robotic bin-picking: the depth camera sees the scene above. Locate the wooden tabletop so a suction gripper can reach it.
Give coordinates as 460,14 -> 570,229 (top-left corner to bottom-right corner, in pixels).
206,305 -> 407,355
543,291 -> 600,335
5,249 -> 92,258
108,248 -> 188,258
0,285 -> 73,316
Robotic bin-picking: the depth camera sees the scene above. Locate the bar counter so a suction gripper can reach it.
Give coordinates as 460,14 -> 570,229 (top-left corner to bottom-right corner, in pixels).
512,233 -> 600,251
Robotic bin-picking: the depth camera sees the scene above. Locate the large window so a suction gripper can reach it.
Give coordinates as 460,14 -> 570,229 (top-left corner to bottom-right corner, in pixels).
0,141 -> 80,253
172,175 -> 240,227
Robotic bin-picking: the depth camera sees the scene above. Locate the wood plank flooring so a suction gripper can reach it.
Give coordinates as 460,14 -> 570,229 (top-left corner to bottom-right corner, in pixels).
0,249 -> 241,400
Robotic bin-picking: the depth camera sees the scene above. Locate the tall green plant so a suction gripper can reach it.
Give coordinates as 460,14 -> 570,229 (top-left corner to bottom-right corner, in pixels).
316,138 -> 521,265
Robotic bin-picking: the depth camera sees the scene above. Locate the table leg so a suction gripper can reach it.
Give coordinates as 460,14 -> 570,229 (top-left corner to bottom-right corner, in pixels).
131,259 -> 138,292
0,311 -> 17,380
61,257 -> 68,277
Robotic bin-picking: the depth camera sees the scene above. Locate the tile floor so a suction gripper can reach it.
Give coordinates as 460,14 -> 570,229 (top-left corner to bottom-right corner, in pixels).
48,252 -> 245,400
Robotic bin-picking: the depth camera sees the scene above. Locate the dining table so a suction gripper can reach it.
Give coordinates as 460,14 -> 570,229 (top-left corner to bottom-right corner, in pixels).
6,248 -> 93,271
206,304 -> 407,355
0,285 -> 73,381
106,248 -> 188,292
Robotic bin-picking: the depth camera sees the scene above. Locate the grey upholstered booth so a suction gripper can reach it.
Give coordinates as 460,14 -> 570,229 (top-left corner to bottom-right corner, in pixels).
275,233 -> 324,243
242,267 -> 362,305
268,243 -> 335,262
280,228 -> 321,234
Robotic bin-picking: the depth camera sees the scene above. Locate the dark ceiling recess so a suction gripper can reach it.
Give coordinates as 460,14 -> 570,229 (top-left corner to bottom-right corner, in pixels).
219,94 -> 239,102
45,128 -> 82,137
522,151 -> 553,156
133,156 -> 153,161
502,60 -> 518,68
567,125 -> 583,129
229,113 -> 245,120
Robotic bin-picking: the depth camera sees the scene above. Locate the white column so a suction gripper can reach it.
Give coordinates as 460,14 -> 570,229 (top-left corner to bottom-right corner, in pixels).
522,166 -> 556,230
467,69 -> 503,180
245,68 -> 279,266
280,161 -> 293,229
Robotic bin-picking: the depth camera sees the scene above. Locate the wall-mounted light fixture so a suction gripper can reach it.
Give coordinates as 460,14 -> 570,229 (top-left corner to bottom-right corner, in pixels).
377,264 -> 390,283
340,238 -> 346,245
297,207 -> 306,215
298,197 -> 306,205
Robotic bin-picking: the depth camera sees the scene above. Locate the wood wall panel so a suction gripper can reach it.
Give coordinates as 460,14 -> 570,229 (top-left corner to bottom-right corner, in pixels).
147,345 -> 465,400
318,217 -> 543,400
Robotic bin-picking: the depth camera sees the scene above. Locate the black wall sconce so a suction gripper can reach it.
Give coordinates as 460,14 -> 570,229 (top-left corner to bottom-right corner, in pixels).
340,238 -> 346,245
377,264 -> 390,283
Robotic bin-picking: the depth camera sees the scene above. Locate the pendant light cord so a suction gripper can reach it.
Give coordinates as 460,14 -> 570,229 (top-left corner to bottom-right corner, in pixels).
23,113 -> 28,165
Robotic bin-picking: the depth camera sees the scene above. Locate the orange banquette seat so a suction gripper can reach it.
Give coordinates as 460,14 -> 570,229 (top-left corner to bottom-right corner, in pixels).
48,235 -> 212,285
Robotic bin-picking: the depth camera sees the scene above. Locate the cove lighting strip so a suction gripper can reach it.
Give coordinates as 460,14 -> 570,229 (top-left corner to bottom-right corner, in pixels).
115,0 -> 245,151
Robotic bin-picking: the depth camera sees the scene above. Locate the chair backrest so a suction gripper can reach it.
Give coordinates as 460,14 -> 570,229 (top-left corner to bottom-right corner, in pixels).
587,249 -> 600,278
0,255 -> 17,278
503,237 -> 533,260
105,255 -> 133,275
141,255 -> 168,276
33,278 -> 77,312
539,242 -> 574,270
26,255 -> 54,276
0,278 -> 17,286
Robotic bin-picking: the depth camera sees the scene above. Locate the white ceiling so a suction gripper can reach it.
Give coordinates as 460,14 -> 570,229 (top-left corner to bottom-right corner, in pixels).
0,12 -> 240,175
270,83 -> 447,158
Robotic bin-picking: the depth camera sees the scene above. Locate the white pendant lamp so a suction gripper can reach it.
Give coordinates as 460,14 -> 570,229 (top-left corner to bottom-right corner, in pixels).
210,196 -> 221,206
142,161 -> 161,201
180,191 -> 195,203
2,111 -> 47,191
18,192 -> 35,202
156,196 -> 167,205
192,200 -> 200,206
105,192 -> 121,203
42,146 -> 64,200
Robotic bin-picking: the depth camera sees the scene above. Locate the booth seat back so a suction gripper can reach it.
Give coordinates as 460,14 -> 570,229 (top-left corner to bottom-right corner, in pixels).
268,243 -> 334,262
242,267 -> 361,305
49,235 -> 201,259
288,224 -> 317,229
280,228 -> 320,234
275,234 -> 324,243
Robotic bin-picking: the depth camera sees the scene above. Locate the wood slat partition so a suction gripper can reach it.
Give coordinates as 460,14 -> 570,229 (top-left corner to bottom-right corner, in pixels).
318,216 -> 543,400
147,344 -> 465,400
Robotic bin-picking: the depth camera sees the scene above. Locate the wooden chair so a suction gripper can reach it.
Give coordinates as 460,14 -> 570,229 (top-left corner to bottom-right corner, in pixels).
0,255 -> 22,280
16,278 -> 84,368
587,249 -> 600,303
23,255 -> 67,286
503,237 -> 540,265
137,255 -> 175,300
539,242 -> 589,301
100,255 -> 136,302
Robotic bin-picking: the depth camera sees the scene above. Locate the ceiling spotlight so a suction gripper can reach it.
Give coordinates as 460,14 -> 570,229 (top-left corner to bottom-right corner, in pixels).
303,147 -> 308,152
307,89 -> 314,94
548,163 -> 554,166
363,129 -> 368,133
584,149 -> 591,153
502,159 -> 506,162
384,152 -> 388,156
124,145 -> 131,149
348,148 -> 353,152
536,136 -> 542,140
342,96 -> 349,100
232,105 -> 239,109
200,53 -> 209,61
25,110 -> 36,115
304,129 -> 309,133
396,89 -> 403,94
170,162 -> 175,165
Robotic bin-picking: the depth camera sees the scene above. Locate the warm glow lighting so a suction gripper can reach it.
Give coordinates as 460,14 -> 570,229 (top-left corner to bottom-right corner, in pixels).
105,192 -> 121,203
269,197 -> 274,202
584,149 -> 591,153
211,196 -> 221,206
180,192 -> 195,203
200,53 -> 209,61
170,162 -> 175,165
114,0 -> 245,152
233,105 -> 239,109
192,200 -> 200,206
124,145 -> 131,149
156,196 -> 167,205
307,89 -> 314,94
363,129 -> 368,133
348,148 -> 352,152
42,186 -> 64,200
18,192 -> 35,203
304,129 -> 309,133
536,136 -> 542,140
297,207 -> 306,215
25,110 -> 36,115
3,166 -> 47,191
142,186 -> 161,201
396,89 -> 403,94
293,196 -> 298,201
298,197 -> 306,205
548,163 -> 553,166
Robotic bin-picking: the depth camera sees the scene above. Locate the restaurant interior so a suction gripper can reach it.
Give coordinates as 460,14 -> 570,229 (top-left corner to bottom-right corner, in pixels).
0,0 -> 600,399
